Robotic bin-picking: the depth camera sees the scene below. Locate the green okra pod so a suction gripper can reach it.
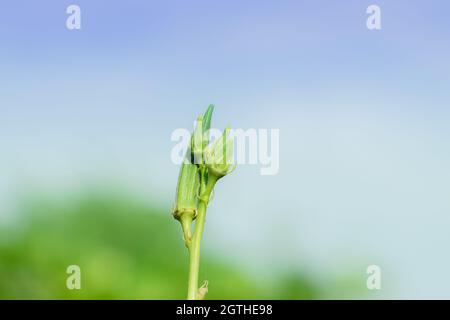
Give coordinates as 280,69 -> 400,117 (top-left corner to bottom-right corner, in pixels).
172,104 -> 234,299
205,127 -> 234,179
173,157 -> 200,244
191,116 -> 204,164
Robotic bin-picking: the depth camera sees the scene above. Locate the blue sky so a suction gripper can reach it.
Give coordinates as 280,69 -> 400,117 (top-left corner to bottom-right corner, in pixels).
1,0 -> 450,298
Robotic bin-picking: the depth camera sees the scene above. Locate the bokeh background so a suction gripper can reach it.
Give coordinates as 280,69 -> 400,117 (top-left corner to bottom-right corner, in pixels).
1,0 -> 450,299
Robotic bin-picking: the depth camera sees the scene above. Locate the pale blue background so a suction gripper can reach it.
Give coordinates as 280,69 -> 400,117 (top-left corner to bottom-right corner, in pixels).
1,0 -> 450,298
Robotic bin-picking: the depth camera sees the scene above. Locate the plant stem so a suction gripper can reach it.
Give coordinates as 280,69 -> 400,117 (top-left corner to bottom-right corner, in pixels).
186,175 -> 218,300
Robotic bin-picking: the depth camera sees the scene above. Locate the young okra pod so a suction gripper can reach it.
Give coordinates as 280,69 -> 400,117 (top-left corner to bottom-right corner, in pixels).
191,104 -> 215,165
172,156 -> 200,244
172,104 -> 234,299
205,127 -> 234,179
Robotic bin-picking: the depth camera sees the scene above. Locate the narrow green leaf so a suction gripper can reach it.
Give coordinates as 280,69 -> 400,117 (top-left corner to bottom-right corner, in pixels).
202,104 -> 214,145
202,104 -> 214,132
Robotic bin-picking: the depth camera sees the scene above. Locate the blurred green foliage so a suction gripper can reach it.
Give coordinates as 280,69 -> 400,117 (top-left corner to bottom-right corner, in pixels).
0,193 -> 322,299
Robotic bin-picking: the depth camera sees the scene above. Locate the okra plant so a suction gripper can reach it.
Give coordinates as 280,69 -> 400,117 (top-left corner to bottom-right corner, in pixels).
172,105 -> 234,300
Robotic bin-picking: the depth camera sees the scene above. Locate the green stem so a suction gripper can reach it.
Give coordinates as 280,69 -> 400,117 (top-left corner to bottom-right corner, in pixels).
186,175 -> 218,300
